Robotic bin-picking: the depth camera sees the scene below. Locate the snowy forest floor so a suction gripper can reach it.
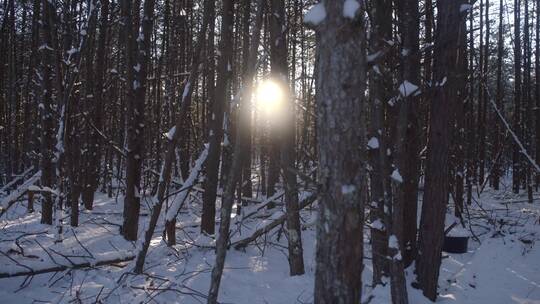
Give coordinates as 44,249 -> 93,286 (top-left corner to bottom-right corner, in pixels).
0,181 -> 540,303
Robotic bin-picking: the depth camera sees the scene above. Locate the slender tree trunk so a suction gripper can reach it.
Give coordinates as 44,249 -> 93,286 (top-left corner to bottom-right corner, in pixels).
269,0 -> 305,276
513,0 -> 522,193
82,0 -> 109,210
201,0 -> 234,236
40,0 -> 54,225
493,0 -> 504,190
266,6 -> 282,205
368,0 -> 391,285
133,0 -> 212,271
207,1 -> 264,302
416,0 -> 468,300
121,0 -> 141,241
523,0 -> 533,203
466,5 -> 475,205
479,0 -> 489,185
536,0 -> 540,190
397,0 -> 420,269
241,0 -> 253,199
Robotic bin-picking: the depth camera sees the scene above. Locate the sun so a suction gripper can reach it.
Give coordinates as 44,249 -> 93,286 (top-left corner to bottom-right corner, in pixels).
256,79 -> 285,115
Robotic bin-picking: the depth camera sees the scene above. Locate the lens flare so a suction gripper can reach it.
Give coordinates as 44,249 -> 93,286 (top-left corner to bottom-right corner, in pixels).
256,79 -> 284,115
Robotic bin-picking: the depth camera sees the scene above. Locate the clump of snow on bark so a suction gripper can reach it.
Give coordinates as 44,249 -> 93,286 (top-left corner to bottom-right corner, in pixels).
398,80 -> 419,97
165,126 -> 176,140
370,219 -> 385,231
343,0 -> 360,19
367,51 -> 381,63
460,4 -> 473,12
388,234 -> 399,249
341,184 -> 356,195
391,169 -> 403,183
367,137 -> 380,149
304,3 -> 326,25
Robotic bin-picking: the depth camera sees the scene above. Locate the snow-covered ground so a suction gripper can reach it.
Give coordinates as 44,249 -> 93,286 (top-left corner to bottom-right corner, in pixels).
0,183 -> 539,303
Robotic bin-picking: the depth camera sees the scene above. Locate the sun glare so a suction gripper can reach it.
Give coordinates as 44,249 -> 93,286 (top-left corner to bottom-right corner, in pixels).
256,79 -> 285,115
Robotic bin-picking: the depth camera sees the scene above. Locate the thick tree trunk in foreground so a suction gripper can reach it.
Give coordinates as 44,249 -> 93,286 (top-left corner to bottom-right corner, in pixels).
416,0 -> 467,301
311,1 -> 366,303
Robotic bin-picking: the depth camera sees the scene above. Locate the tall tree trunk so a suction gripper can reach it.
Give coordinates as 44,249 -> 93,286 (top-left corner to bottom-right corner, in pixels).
121,0 -> 155,241
513,0 -> 522,193
492,0 -> 504,190
133,0 -> 212,271
477,0 -> 486,185
466,4 -> 475,205
536,0 -> 540,190
121,0 -> 141,241
266,5 -> 282,204
523,0 -> 533,203
82,0 -> 109,210
397,0 -> 420,269
270,0 -> 305,276
241,0 -> 253,199
201,0 -> 234,236
207,1 -> 264,302
310,1 -> 366,303
39,0 -> 54,225
368,0 -> 391,285
416,0 -> 468,300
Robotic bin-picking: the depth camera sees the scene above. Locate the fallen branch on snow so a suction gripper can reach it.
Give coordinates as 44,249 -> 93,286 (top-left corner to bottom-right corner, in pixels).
0,251 -> 135,278
233,192 -> 318,250
0,171 -> 42,217
0,167 -> 34,194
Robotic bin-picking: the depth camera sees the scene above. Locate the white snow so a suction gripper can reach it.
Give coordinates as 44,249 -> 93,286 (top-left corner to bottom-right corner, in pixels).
391,169 -> 403,183
398,80 -> 419,97
373,65 -> 382,75
304,3 -> 326,26
401,48 -> 410,56
181,81 -> 191,102
66,47 -> 78,56
367,137 -> 380,149
367,51 -> 382,63
165,145 -> 209,221
0,171 -> 41,209
370,219 -> 385,231
343,0 -> 360,19
1,174 -> 540,304
460,4 -> 473,12
165,126 -> 176,140
388,234 -> 399,249
341,184 -> 356,195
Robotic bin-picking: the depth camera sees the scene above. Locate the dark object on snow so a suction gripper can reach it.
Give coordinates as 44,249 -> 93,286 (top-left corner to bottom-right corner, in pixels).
443,236 -> 469,253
